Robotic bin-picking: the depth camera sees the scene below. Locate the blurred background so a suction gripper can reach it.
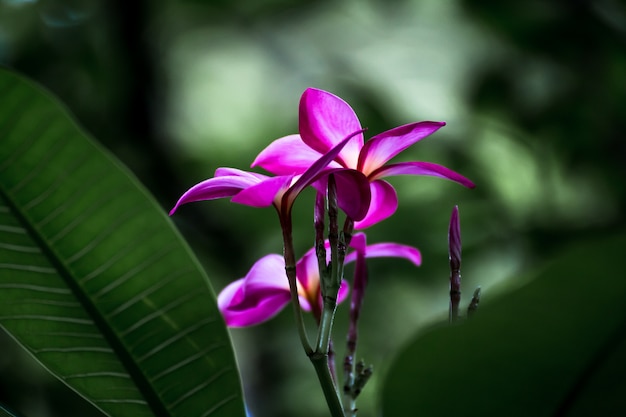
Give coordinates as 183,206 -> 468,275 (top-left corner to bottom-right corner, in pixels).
0,0 -> 624,416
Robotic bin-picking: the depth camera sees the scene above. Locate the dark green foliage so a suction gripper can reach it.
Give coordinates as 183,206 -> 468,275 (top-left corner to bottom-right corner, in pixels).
0,69 -> 245,417
382,233 -> 626,416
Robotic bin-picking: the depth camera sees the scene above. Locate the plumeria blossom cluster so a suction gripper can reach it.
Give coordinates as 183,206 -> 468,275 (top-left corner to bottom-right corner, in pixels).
170,87 -> 474,417
252,88 -> 474,228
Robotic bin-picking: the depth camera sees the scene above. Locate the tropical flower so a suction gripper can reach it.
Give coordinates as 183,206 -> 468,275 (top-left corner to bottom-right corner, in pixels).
217,233 -> 422,327
169,129 -> 370,222
252,88 -> 475,228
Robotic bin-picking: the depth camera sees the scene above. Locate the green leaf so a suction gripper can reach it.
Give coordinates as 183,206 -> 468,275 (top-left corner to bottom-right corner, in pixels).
381,233 -> 626,416
0,404 -> 24,417
0,68 -> 245,417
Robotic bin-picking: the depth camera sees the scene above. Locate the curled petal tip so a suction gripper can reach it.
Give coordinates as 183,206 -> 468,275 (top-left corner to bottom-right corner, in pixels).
169,200 -> 184,216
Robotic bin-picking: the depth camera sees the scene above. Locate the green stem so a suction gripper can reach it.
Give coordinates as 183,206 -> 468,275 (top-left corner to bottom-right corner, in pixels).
347,399 -> 357,417
280,212 -> 312,355
310,351 -> 346,417
316,174 -> 341,354
317,295 -> 338,354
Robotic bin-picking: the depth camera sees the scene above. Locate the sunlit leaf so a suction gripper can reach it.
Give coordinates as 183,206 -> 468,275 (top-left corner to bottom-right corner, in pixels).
0,68 -> 245,417
381,233 -> 626,416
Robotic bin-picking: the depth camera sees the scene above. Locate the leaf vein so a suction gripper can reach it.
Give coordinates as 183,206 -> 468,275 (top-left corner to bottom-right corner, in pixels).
0,284 -> 70,294
152,343 -> 226,381
137,317 -> 217,362
169,367 -> 233,409
200,394 -> 240,417
119,291 -> 199,337
94,243 -> 179,299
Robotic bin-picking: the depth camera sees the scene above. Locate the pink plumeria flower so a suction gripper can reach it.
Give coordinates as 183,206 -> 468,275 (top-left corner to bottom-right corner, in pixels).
253,88 -> 475,228
169,129 -> 369,222
218,233 -> 422,327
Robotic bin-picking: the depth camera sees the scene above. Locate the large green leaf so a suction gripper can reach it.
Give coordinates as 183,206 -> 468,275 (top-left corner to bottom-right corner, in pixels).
381,233 -> 626,416
0,68 -> 245,417
0,404 -> 22,417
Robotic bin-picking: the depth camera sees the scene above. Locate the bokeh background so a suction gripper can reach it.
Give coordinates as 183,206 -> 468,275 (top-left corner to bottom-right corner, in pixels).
1,0 -> 624,416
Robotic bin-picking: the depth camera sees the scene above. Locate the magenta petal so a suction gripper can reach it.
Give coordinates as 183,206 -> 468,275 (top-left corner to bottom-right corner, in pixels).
353,180 -> 398,229
283,128 -> 366,210
169,174 -> 262,215
218,279 -> 291,327
214,167 -> 268,181
217,254 -> 291,327
239,254 -> 290,292
296,246 -> 320,293
337,279 -> 350,305
357,121 -> 446,175
346,242 -> 422,266
299,88 -> 364,168
252,134 -> 340,175
329,169 -> 371,221
371,161 -> 476,188
348,232 -> 367,253
231,175 -> 294,207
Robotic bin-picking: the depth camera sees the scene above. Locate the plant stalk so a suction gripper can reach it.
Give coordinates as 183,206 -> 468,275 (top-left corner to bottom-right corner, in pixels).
280,212 -> 312,355
310,351 -> 346,417
316,175 -> 341,354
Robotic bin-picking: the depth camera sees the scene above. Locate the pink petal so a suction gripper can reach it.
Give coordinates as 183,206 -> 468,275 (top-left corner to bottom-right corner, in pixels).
345,231 -> 421,266
218,279 -> 291,327
169,174 -> 263,215
240,254 -> 291,291
298,296 -> 313,312
348,232 -> 367,253
337,279 -> 350,305
357,121 -> 446,176
283,128 -> 366,211
252,134 -> 341,175
217,254 -> 291,327
324,169 -> 371,221
230,174 -> 294,207
370,161 -> 476,188
353,180 -> 398,229
214,167 -> 268,181
299,88 -> 364,168
296,246 -> 320,293
345,242 -> 421,266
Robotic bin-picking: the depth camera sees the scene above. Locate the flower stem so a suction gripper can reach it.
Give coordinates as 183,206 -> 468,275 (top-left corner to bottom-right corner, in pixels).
317,297 -> 338,354
328,338 -> 337,382
316,175 -> 342,354
309,351 -> 346,417
280,213 -> 313,355
310,175 -> 346,416
343,231 -> 368,416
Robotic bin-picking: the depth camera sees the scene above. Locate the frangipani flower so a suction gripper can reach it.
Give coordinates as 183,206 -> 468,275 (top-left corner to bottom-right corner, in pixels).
218,233 -> 422,327
169,129 -> 370,222
253,88 -> 475,228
